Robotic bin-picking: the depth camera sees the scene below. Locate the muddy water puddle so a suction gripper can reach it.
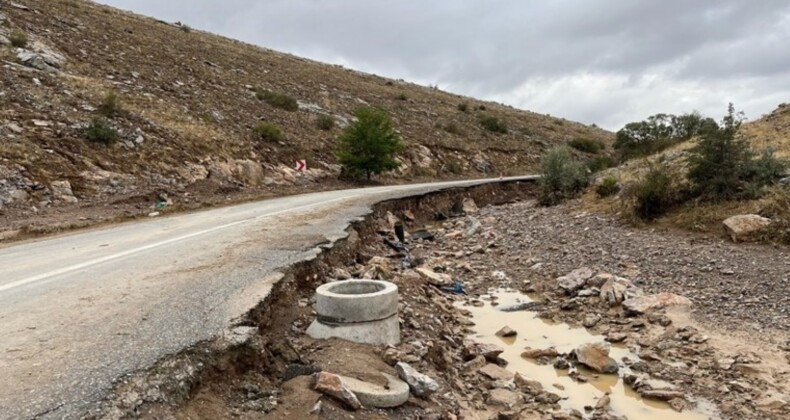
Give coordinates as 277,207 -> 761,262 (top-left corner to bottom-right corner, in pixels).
463,291 -> 718,419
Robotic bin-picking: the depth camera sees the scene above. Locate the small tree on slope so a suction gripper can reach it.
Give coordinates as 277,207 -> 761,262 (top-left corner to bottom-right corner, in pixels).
335,107 -> 402,180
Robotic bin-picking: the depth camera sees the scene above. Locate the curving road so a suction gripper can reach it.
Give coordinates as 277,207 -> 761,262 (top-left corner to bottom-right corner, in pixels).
0,176 -> 536,420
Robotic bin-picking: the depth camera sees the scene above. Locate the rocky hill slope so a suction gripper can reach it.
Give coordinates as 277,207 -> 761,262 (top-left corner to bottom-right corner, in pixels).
0,0 -> 610,235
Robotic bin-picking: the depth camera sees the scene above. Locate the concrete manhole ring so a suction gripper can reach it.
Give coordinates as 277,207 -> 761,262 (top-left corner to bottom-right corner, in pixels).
315,279 -> 398,324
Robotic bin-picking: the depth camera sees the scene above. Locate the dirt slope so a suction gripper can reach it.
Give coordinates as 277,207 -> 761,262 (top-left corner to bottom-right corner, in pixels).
0,0 -> 610,235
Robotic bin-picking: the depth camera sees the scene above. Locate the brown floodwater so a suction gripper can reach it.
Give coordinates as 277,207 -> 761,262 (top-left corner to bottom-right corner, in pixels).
462,291 -> 719,420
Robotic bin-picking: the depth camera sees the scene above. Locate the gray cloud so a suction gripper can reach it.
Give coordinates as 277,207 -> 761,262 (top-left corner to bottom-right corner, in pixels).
97,0 -> 790,129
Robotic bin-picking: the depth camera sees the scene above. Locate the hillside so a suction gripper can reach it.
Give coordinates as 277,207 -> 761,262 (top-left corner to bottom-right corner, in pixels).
585,104 -> 789,242
0,0 -> 611,237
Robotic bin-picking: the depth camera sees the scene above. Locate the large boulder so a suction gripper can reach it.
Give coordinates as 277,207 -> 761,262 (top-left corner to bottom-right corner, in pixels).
234,160 -> 264,186
723,214 -> 771,242
50,180 -> 78,204
622,293 -> 692,315
574,342 -> 618,374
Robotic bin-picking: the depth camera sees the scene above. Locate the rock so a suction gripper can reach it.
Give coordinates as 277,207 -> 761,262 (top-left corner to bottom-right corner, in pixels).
234,159 -> 264,186
463,355 -> 487,372
595,394 -> 611,410
313,372 -> 362,410
669,398 -> 688,412
583,314 -> 602,328
574,343 -> 618,374
557,268 -> 594,294
463,340 -> 504,361
340,373 -> 410,408
331,268 -> 351,280
479,364 -> 514,381
486,388 -> 521,408
622,293 -> 692,315
521,347 -> 559,359
462,198 -> 479,213
381,348 -> 401,366
365,256 -> 393,280
415,267 -> 453,287
464,217 -> 482,237
496,326 -> 517,338
499,301 -> 546,312
605,332 -> 628,343
723,214 -> 771,242
177,163 -> 209,183
599,276 -> 640,305
50,180 -> 78,204
639,389 -> 685,401
514,373 -> 544,395
410,229 -> 435,241
395,362 -> 439,398
16,49 -> 64,73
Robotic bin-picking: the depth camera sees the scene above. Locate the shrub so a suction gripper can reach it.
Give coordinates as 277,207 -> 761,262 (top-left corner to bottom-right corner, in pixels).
632,167 -> 677,220
180,25 -> 192,33
443,123 -> 461,135
587,156 -> 616,173
478,114 -> 508,134
85,117 -> 118,145
335,107 -> 402,180
615,111 -> 718,160
595,176 -> 621,198
457,102 -> 469,112
255,89 -> 299,111
316,114 -> 335,131
98,91 -> 120,118
254,122 -> 283,141
9,31 -> 27,48
445,159 -> 462,175
746,148 -> 787,187
478,105 -> 487,111
569,138 -> 603,154
396,93 -> 407,101
539,147 -> 589,205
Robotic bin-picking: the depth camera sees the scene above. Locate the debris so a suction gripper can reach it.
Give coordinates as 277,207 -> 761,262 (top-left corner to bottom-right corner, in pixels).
340,373 -> 409,408
313,372 -> 362,410
415,267 -> 453,287
410,229 -> 435,241
557,267 -> 594,294
395,362 -> 439,398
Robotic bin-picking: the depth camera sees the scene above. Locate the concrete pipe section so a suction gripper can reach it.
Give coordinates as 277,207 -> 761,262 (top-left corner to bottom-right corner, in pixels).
306,279 -> 400,345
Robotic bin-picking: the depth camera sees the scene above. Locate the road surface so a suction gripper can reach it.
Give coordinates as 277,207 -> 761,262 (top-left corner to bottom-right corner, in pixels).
0,176 -> 536,419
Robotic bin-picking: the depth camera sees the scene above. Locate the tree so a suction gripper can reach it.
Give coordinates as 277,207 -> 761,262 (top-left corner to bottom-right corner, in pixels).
335,107 -> 402,180
539,147 -> 589,205
687,103 -> 753,200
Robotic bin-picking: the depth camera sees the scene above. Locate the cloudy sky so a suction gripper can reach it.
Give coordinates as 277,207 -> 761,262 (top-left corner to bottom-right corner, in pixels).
97,0 -> 790,130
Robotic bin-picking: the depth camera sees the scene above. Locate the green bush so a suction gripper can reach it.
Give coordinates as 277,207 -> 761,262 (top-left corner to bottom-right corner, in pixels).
569,138 -> 604,154
539,147 -> 589,205
457,102 -> 469,112
746,148 -> 787,188
443,123 -> 461,135
254,122 -> 283,141
180,25 -> 192,33
396,93 -> 408,101
335,107 -> 402,180
85,117 -> 118,145
445,159 -> 462,175
316,114 -> 335,131
255,89 -> 299,111
478,114 -> 508,134
632,167 -> 677,220
595,176 -> 621,198
587,156 -> 616,173
9,31 -> 27,48
98,91 -> 120,118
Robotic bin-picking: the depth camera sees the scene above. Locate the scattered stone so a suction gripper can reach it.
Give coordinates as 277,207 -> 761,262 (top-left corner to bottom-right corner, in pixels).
461,197 -> 479,213
411,229 -> 435,241
395,362 -> 439,398
595,393 -> 611,410
495,326 -> 517,338
639,389 -> 685,402
723,214 -> 771,242
583,314 -> 602,328
514,373 -> 544,395
464,217 -> 482,237
282,364 -> 321,382
486,388 -> 521,408
415,267 -> 453,287
669,398 -> 688,412
463,355 -> 487,372
463,340 -> 504,361
521,347 -> 559,359
557,267 -> 594,294
622,293 -> 692,315
50,180 -> 78,204
499,301 -> 545,312
479,363 -> 514,381
605,332 -> 628,343
574,343 -> 618,374
381,347 -> 401,366
599,275 -> 640,305
313,372 -> 362,410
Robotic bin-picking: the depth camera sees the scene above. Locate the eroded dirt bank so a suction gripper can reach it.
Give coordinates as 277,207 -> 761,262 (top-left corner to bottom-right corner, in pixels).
98,185 -> 788,420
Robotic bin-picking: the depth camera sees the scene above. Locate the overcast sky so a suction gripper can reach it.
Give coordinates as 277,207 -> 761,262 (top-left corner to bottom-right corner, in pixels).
96,0 -> 790,130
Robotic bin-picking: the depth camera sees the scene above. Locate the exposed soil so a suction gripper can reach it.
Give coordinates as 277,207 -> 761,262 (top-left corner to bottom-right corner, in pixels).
95,183 -> 789,420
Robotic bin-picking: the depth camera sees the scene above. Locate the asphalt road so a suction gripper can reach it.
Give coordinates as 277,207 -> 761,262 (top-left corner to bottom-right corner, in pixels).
0,176 -> 536,420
